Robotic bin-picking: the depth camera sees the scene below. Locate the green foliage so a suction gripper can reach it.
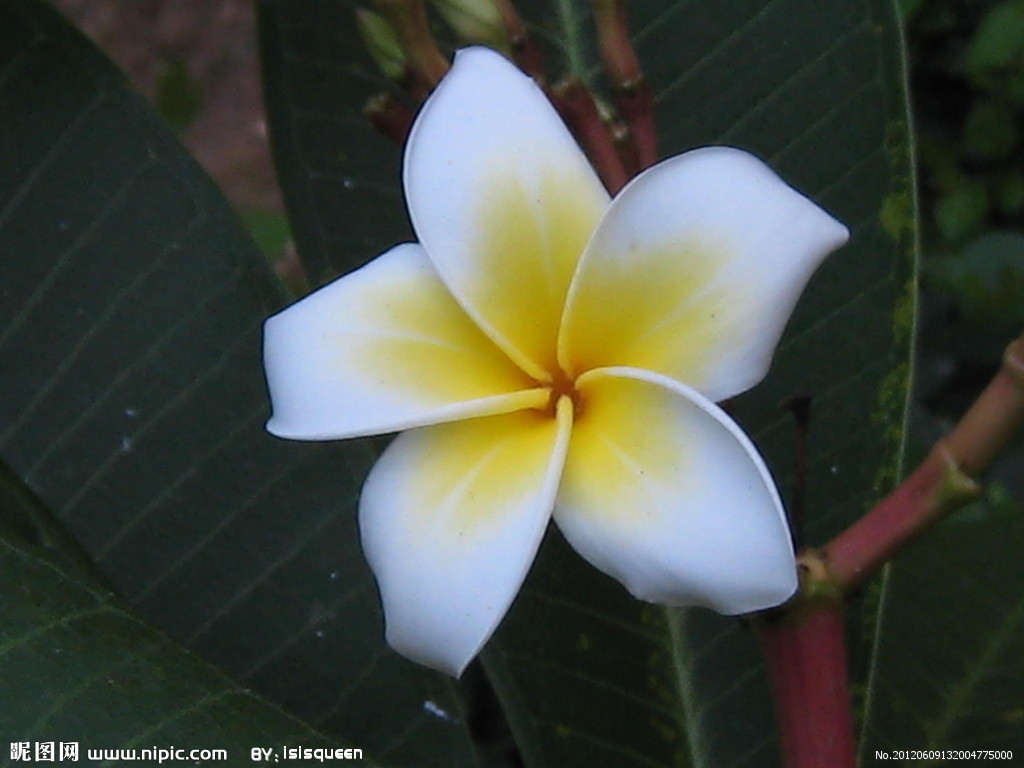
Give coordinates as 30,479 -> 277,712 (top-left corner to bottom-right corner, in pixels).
861,486 -> 1024,756
929,232 -> 1024,328
154,57 -> 204,133
936,181 -> 990,242
963,99 -> 1018,161
882,8 -> 1024,763
0,465 -> 357,764
0,2 -> 471,764
240,209 -> 294,264
965,1 -> 1024,97
909,0 -> 1024,332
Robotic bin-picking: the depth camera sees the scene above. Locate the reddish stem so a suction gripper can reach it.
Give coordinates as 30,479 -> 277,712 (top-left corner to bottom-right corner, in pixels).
614,82 -> 658,170
495,0 -> 546,84
551,77 -> 629,194
759,330 -> 1024,768
590,0 -> 658,169
363,92 -> 415,144
374,0 -> 450,89
824,333 -> 1024,590
758,591 -> 856,768
609,119 -> 638,173
824,448 -> 970,590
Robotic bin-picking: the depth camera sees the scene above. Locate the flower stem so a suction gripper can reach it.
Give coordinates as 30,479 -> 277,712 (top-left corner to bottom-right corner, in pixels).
374,0 -> 450,89
759,330 -> 1024,768
589,0 -> 658,170
551,77 -> 630,194
364,92 -> 415,144
781,392 -> 813,549
495,0 -> 546,83
757,564 -> 856,768
823,331 -> 1024,591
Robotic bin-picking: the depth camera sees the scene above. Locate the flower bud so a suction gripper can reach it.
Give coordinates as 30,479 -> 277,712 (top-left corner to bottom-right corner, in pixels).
356,8 -> 408,81
429,0 -> 509,53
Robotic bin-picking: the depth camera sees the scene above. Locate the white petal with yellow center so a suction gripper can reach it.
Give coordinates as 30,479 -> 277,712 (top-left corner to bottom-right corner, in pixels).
405,47 -> 609,379
360,398 -> 573,675
559,147 -> 849,401
264,243 -> 545,440
554,367 -> 797,614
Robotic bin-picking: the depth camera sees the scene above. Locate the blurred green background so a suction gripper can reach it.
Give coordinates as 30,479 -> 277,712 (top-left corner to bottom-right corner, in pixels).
899,0 -> 1024,512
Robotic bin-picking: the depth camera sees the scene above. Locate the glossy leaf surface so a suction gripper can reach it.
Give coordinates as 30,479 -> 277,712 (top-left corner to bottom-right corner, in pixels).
0,464 -> 365,764
0,2 -> 473,763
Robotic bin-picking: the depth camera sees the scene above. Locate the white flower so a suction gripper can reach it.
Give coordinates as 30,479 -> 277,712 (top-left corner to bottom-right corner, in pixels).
263,47 -> 849,676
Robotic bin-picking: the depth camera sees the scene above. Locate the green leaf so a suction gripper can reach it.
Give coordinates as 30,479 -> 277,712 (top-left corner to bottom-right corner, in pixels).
259,1 -> 916,766
0,453 -> 108,589
935,181 -> 990,243
0,464 -> 370,765
997,171 -> 1024,214
154,57 -> 204,133
239,208 -> 293,264
0,2 -> 476,765
965,1 -> 1024,81
963,99 -> 1018,161
258,0 -> 411,286
897,0 -> 927,22
928,231 -> 1024,329
860,488 -> 1024,755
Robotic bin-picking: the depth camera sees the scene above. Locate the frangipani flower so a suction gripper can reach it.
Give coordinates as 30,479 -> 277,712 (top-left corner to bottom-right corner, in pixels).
264,47 -> 849,676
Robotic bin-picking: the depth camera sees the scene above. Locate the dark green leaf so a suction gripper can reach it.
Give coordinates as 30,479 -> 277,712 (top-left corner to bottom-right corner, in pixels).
928,231 -> 1024,329
258,0 -> 410,286
154,57 -> 204,133
0,466 -> 370,765
0,454 -> 106,587
963,100 -> 1018,161
936,181 -> 990,242
997,171 -> 1024,214
0,2 -> 475,765
860,488 -> 1024,756
259,0 -> 916,766
965,1 -> 1024,81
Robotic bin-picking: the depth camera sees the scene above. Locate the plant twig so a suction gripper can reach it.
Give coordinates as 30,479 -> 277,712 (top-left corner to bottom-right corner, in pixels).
760,330 -> 1024,768
590,0 -> 658,170
495,0 -> 546,83
364,92 -> 415,144
757,555 -> 856,768
781,392 -> 813,549
551,76 -> 629,194
374,0 -> 450,89
823,331 -> 1024,591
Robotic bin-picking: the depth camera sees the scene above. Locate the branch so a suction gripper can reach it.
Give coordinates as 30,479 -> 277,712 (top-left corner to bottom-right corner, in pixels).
757,558 -> 856,768
823,331 -> 1024,591
550,77 -> 630,195
364,92 -> 415,145
495,0 -> 546,83
374,0 -> 450,90
590,0 -> 658,170
759,331 -> 1024,768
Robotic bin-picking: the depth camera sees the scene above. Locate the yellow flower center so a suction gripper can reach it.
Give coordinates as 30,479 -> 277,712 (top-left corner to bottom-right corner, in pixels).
543,367 -> 584,418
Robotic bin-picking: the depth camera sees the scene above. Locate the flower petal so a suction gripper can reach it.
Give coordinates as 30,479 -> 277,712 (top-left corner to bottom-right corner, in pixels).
264,243 -> 546,440
360,398 -> 573,675
558,147 -> 849,401
554,366 -> 797,613
405,47 -> 609,380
